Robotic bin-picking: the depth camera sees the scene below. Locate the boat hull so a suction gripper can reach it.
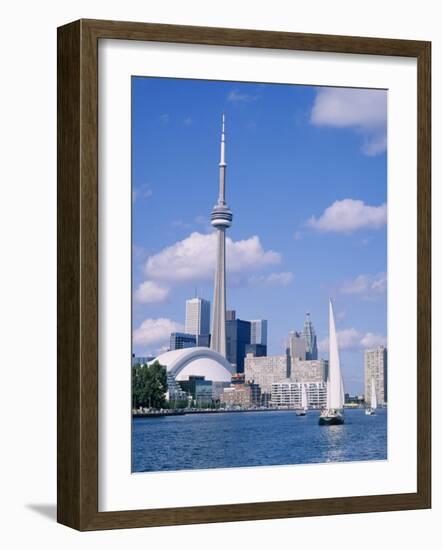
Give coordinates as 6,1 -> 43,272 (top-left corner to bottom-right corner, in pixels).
318,414 -> 344,426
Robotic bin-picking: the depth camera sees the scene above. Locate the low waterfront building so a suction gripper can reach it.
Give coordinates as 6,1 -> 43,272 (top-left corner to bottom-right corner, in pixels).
344,393 -> 365,406
220,382 -> 261,407
166,373 -> 188,402
244,353 -> 288,398
231,373 -> 246,384
179,375 -> 213,405
270,381 -> 327,409
364,346 -> 388,406
212,381 -> 231,401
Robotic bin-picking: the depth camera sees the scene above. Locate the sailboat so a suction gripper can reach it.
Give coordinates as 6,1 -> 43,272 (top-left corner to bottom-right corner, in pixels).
319,300 -> 345,426
295,384 -> 308,416
365,376 -> 377,415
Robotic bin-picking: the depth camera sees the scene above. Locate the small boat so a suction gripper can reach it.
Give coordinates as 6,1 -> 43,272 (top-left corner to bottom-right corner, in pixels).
295,383 -> 308,416
365,376 -> 377,415
319,300 -> 345,426
318,408 -> 344,425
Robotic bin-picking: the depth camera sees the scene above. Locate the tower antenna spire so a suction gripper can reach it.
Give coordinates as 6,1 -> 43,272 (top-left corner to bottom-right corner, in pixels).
218,113 -> 227,204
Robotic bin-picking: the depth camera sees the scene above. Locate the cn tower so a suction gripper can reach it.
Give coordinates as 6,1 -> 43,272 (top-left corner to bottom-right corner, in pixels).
210,114 -> 233,358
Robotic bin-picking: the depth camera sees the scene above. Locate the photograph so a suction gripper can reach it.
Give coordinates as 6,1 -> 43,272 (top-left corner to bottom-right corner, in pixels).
0,0 -> 434,541
130,77 -> 388,473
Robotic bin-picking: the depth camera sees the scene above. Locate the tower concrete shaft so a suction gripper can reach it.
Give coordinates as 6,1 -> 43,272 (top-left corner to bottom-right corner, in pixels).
210,114 -> 233,358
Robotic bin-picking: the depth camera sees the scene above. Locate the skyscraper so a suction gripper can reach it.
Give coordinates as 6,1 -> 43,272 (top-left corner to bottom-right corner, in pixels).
185,298 -> 210,337
245,343 -> 267,357
170,332 -> 196,351
226,317 -> 251,374
210,114 -> 233,358
302,312 -> 318,360
250,320 -> 268,346
364,346 -> 388,405
287,331 -> 307,361
226,310 -> 236,321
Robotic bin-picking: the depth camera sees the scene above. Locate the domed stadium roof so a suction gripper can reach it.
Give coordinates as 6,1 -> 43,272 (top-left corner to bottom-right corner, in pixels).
149,347 -> 233,382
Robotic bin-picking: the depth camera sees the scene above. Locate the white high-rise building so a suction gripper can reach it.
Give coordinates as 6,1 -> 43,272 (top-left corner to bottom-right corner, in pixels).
250,320 -> 268,346
185,298 -> 211,336
364,346 -> 388,406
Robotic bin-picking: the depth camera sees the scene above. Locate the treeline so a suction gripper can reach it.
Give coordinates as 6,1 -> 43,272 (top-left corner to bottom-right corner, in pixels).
132,361 -> 167,409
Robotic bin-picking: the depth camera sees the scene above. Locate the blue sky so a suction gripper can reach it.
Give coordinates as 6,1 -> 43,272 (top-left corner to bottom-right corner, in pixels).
131,77 -> 387,394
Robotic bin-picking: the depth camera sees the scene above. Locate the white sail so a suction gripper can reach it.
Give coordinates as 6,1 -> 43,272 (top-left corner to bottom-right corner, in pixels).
370,376 -> 377,409
301,384 -> 308,410
327,299 -> 344,410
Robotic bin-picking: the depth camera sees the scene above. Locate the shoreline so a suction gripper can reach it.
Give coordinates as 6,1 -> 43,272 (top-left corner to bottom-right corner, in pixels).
133,407 -> 307,418
132,405 -> 375,418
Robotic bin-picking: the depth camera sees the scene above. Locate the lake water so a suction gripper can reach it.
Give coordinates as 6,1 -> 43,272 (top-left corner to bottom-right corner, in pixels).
132,408 -> 387,473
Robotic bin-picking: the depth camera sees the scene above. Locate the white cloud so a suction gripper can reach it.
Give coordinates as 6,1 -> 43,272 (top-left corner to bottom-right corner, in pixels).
340,272 -> 387,297
308,199 -> 387,233
335,328 -> 362,350
134,281 -> 170,304
311,88 -> 387,129
227,89 -> 258,102
293,231 -> 302,241
144,231 -> 280,283
362,133 -> 387,156
319,328 -> 386,352
249,271 -> 294,287
360,332 -> 387,348
265,272 -> 294,286
133,318 -> 184,348
310,87 -> 387,155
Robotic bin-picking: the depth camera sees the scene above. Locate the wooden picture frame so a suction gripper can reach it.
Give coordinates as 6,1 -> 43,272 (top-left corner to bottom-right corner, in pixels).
57,18 -> 431,531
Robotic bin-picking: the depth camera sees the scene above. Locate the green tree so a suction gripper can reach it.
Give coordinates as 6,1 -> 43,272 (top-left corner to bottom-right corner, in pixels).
132,361 -> 168,409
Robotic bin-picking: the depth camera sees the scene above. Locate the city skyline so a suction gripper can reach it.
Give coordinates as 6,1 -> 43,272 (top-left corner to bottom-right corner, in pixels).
131,77 -> 387,393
